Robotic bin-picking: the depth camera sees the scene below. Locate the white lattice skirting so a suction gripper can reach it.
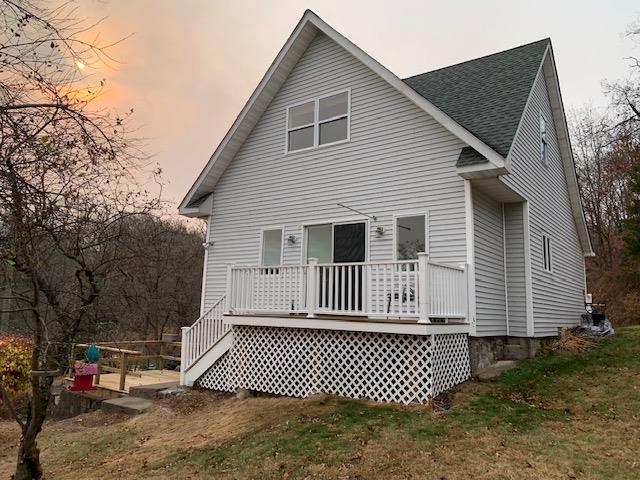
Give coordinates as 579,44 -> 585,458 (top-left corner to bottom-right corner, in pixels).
197,326 -> 470,404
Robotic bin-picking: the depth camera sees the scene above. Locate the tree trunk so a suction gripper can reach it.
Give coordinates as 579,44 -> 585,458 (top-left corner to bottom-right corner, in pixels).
14,425 -> 44,480
13,376 -> 53,479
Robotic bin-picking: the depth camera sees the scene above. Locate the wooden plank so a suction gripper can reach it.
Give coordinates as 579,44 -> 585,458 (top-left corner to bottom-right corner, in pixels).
75,344 -> 141,355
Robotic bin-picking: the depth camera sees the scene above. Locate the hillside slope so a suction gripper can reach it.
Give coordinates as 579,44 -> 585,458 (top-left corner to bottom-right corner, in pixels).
1,327 -> 639,479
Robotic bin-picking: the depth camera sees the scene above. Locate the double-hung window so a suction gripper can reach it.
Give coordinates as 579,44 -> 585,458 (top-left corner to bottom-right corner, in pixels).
395,214 -> 427,260
286,90 -> 350,152
261,228 -> 283,267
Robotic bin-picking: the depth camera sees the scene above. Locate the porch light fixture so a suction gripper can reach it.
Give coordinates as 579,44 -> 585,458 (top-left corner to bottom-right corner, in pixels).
375,226 -> 385,237
287,234 -> 297,245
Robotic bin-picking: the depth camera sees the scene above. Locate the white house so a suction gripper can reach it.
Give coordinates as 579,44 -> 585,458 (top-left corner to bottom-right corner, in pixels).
178,11 -> 593,404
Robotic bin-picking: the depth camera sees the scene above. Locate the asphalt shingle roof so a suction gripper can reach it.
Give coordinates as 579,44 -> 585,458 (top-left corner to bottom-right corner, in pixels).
456,147 -> 488,167
403,38 -> 550,160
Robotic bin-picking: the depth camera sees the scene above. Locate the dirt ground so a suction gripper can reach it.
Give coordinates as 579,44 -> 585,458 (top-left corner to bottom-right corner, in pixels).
0,392 -> 310,479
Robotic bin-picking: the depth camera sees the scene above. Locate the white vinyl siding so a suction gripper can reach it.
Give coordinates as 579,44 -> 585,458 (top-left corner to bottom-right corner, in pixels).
502,67 -> 585,336
473,188 -> 507,336
201,32 -> 467,309
504,202 -> 527,336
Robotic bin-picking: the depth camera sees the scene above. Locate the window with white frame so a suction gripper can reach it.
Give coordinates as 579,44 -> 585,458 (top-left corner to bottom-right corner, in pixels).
261,228 -> 283,266
540,113 -> 548,165
286,91 -> 349,152
395,215 -> 426,260
542,234 -> 552,272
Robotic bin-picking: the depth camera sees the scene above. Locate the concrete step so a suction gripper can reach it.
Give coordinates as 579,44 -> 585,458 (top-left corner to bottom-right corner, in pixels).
129,381 -> 179,399
476,360 -> 518,381
101,396 -> 153,415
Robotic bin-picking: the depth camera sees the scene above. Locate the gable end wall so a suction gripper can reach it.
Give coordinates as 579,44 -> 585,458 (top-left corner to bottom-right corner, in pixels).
502,71 -> 585,336
201,33 -> 469,309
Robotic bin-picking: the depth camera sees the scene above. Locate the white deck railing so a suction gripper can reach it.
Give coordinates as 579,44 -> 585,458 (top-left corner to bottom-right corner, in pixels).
180,296 -> 228,373
428,262 -> 467,318
227,265 -> 307,314
226,254 -> 468,322
313,260 -> 420,317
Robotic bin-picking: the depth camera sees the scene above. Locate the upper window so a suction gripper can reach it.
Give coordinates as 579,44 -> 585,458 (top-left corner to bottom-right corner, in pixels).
396,215 -> 426,260
261,228 -> 283,266
286,91 -> 350,152
539,113 -> 548,165
542,234 -> 552,272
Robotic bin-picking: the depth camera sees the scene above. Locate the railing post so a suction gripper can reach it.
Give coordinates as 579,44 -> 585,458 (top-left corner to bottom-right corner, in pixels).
180,326 -> 188,385
119,352 -> 127,391
159,342 -> 166,370
418,252 -> 430,324
463,264 -> 469,322
225,263 -> 234,314
307,257 -> 318,318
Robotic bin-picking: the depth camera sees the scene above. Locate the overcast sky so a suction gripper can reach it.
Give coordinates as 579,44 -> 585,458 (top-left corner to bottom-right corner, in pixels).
78,0 -> 639,210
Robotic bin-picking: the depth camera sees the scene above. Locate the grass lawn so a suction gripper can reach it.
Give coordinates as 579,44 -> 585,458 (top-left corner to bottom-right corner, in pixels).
1,326 -> 639,479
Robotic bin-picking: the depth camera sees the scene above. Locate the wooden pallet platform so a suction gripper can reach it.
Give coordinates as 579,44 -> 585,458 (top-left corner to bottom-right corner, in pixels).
95,369 -> 180,394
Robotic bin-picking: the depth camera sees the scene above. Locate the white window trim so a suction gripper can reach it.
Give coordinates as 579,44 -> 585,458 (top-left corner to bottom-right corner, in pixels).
540,112 -> 548,166
542,233 -> 553,273
259,226 -> 285,266
285,89 -> 351,154
300,217 -> 370,264
392,211 -> 430,260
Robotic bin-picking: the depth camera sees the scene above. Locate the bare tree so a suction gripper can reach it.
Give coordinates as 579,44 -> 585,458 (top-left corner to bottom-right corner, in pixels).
572,109 -> 637,268
603,21 -> 640,133
0,2 -> 159,478
102,216 -> 204,341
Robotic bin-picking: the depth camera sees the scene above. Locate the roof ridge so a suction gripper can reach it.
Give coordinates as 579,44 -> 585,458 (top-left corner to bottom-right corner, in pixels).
403,38 -> 550,80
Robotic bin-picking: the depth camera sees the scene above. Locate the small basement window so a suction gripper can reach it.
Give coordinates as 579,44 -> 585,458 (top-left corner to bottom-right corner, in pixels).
542,234 -> 552,272
540,113 -> 548,165
286,90 -> 350,152
261,228 -> 283,266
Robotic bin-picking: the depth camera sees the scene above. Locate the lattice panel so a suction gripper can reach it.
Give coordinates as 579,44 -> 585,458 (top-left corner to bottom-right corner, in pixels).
196,351 -> 234,392
229,326 -> 314,398
197,327 -> 470,405
432,333 -> 470,397
226,326 -> 435,404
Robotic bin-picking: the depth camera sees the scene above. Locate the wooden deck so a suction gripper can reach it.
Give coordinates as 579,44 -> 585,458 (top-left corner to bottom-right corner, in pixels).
95,369 -> 180,393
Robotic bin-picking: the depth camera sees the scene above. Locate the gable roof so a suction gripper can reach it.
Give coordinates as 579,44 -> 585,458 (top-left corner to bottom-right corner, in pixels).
179,10 -> 506,212
178,11 -> 592,256
404,39 -> 550,158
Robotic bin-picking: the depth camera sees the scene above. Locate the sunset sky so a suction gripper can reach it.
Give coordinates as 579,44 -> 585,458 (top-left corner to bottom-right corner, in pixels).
77,0 -> 639,210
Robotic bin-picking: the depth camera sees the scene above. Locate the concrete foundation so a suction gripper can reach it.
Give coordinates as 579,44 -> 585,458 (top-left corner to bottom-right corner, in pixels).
468,336 -> 555,374
51,389 -> 108,419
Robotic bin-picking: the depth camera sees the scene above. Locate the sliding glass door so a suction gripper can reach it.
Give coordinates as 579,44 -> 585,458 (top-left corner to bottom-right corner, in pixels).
306,222 -> 366,313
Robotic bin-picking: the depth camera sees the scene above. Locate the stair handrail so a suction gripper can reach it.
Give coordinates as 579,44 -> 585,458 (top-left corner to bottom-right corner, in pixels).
180,296 -> 228,375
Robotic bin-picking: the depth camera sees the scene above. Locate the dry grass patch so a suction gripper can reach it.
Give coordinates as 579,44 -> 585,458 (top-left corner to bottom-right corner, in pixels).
1,326 -> 638,479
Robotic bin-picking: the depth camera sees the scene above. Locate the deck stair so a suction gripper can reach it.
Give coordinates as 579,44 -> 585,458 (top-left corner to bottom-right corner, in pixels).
180,296 -> 230,386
